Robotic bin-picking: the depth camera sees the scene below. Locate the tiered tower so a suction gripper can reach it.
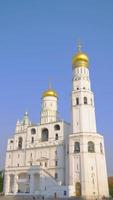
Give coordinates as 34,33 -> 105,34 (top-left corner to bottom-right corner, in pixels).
40,85 -> 58,124
69,42 -> 109,199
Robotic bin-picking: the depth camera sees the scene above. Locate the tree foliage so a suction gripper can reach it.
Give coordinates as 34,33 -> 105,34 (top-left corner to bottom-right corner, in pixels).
0,171 -> 3,193
108,177 -> 113,197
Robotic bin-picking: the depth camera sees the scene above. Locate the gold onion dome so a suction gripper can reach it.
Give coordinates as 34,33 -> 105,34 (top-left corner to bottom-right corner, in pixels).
72,41 -> 89,68
42,87 -> 58,98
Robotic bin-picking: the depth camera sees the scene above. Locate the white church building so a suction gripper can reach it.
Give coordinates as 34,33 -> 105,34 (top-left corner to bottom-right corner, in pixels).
4,44 -> 109,199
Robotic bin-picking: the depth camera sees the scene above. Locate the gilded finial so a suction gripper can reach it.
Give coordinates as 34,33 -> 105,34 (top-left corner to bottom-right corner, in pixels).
72,40 -> 89,68
77,40 -> 82,52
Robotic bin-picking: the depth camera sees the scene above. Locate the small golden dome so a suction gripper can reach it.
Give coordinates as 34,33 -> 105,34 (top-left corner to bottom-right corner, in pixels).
72,41 -> 89,68
42,89 -> 57,98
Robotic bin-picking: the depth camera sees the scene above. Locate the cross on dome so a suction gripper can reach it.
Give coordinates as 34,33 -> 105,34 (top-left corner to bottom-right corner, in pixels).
77,40 -> 82,52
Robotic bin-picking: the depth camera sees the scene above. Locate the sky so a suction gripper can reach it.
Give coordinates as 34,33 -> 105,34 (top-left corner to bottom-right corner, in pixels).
0,0 -> 113,175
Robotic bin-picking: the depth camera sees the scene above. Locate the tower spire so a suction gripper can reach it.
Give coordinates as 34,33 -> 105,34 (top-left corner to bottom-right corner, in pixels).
49,81 -> 52,89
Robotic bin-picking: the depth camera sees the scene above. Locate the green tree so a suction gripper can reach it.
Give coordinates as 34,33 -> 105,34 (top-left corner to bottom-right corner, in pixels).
108,177 -> 113,197
0,171 -> 4,193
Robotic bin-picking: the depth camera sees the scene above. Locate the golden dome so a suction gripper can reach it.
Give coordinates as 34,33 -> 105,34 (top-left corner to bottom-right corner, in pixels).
42,89 -> 57,98
72,41 -> 89,68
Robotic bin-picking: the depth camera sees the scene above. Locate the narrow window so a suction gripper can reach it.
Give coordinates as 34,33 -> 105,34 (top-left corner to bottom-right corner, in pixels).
55,173 -> 58,179
74,142 -> 80,153
84,97 -> 87,104
55,133 -> 58,140
31,137 -> 34,143
76,97 -> 79,105
55,161 -> 58,166
64,191 -> 67,196
88,141 -> 95,153
18,137 -> 23,149
100,143 -> 103,154
45,162 -> 47,167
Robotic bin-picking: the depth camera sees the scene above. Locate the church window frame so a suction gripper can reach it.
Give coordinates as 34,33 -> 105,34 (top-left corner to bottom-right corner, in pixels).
45,162 -> 47,167
74,142 -> 80,153
88,141 -> 95,153
41,128 -> 49,142
100,142 -> 103,154
84,96 -> 88,104
31,137 -> 34,144
76,97 -> 79,105
55,172 -> 58,179
55,133 -> 58,140
54,124 -> 60,131
18,137 -> 23,150
31,128 -> 36,135
55,160 -> 58,166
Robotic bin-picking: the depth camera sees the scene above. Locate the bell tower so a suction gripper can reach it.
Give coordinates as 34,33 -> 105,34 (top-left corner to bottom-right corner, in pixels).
69,42 -> 109,199
72,42 -> 96,134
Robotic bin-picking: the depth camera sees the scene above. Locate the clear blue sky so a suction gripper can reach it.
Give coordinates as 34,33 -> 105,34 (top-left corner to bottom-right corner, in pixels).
0,0 -> 113,175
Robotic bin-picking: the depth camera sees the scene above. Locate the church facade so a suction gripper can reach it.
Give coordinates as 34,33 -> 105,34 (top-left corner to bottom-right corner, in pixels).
4,44 -> 109,199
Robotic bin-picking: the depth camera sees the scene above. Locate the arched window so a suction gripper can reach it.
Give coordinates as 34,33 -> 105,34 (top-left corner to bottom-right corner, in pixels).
100,142 -> 103,154
88,141 -> 95,153
55,133 -> 58,140
54,124 -> 60,130
31,128 -> 36,134
18,137 -> 23,149
41,128 -> 49,142
76,97 -> 79,105
84,97 -> 87,104
74,142 -> 80,153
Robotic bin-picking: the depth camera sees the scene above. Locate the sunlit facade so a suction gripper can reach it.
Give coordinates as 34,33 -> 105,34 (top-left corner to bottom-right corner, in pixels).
4,44 -> 109,199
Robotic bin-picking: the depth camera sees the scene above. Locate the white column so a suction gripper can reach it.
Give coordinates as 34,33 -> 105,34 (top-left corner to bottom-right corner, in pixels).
30,174 -> 34,194
4,174 -> 10,195
14,174 -> 18,194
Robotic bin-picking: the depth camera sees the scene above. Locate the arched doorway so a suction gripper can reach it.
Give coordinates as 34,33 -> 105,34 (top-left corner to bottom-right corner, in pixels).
75,182 -> 81,197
